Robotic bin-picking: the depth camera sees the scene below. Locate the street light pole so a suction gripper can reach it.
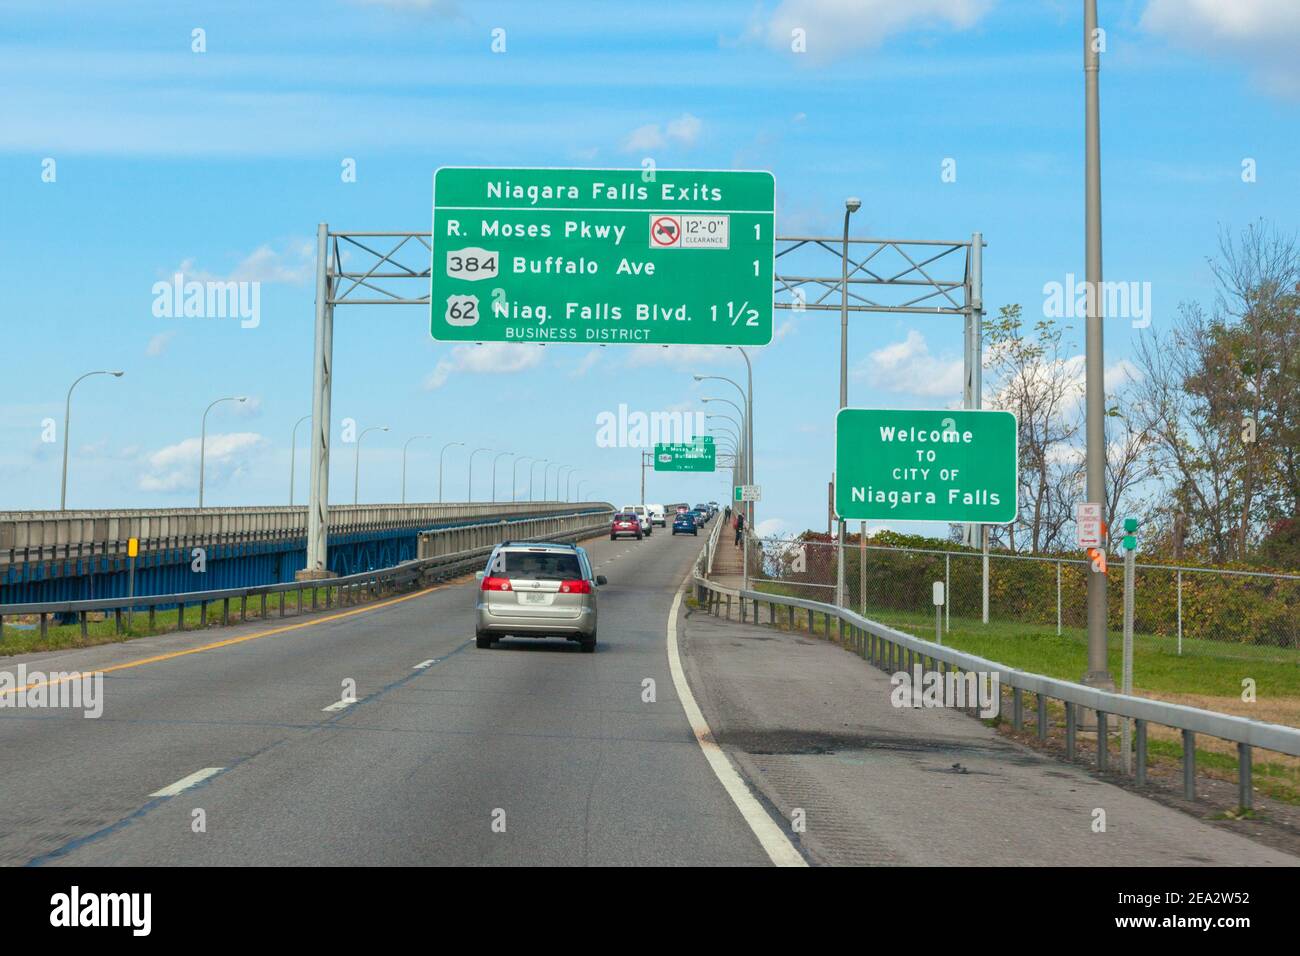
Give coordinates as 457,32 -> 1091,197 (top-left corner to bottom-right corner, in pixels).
60,369 -> 124,510
199,395 -> 248,509
491,451 -> 513,503
353,425 -> 389,505
468,447 -> 492,503
401,435 -> 431,504
513,456 -> 535,503
544,461 -> 560,501
566,468 -> 579,502
438,441 -> 464,504
1083,0 -> 1113,689
289,414 -> 311,506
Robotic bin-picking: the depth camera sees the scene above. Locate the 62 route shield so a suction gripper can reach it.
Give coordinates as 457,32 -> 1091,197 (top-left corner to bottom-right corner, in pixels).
834,408 -> 1018,523
430,167 -> 774,346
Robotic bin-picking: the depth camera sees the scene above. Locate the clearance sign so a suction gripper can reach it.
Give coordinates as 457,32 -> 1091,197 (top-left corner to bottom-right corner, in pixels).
834,408 -> 1018,524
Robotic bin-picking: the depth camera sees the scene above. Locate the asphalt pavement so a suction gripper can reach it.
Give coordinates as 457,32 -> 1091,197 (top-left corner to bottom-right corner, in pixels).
0,525 -> 769,866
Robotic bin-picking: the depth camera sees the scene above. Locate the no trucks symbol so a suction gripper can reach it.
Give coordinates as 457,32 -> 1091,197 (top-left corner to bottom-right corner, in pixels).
650,215 -> 681,247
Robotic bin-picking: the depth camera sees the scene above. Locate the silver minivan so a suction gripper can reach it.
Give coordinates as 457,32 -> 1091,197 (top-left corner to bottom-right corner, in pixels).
475,542 -> 605,652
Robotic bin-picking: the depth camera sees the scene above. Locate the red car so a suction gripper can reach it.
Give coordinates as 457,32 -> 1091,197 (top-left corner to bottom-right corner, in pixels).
610,513 -> 643,540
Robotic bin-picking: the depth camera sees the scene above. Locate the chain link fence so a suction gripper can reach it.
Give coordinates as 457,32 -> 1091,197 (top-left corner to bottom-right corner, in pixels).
749,536 -> 1300,662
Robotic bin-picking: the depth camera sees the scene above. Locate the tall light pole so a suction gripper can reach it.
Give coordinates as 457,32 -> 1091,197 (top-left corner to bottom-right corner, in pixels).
1083,0 -> 1112,689
565,468 -> 579,502
199,395 -> 248,508
401,435 -> 431,504
695,373 -> 749,489
513,456 -> 535,502
353,425 -> 389,505
576,479 -> 590,501
491,451 -> 513,503
60,369 -> 124,510
289,414 -> 311,506
556,465 -> 574,502
838,197 -> 861,607
544,461 -> 561,501
530,459 -> 547,502
438,441 -> 463,503
468,447 -> 492,502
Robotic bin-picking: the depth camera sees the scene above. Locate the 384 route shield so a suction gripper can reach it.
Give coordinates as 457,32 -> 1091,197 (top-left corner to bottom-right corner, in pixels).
431,167 -> 775,346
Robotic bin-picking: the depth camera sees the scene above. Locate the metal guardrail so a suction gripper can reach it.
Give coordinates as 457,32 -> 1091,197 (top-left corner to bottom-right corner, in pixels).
691,575 -> 1300,812
0,511 -> 613,642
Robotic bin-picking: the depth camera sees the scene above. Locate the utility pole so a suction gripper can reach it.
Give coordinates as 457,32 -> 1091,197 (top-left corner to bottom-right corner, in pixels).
640,451 -> 648,506
1083,0 -> 1113,690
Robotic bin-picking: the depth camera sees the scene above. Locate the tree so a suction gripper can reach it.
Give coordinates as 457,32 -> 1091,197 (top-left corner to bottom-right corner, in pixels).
1133,221 -> 1299,563
984,305 -> 1083,553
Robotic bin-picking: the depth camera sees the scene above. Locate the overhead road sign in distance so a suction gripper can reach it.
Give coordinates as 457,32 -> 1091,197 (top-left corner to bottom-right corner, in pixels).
835,408 -> 1018,524
431,167 -> 775,346
734,484 -> 761,502
654,436 -> 716,472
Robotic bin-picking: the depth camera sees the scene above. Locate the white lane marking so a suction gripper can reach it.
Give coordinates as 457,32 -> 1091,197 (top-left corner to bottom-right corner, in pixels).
322,698 -> 356,712
150,767 -> 223,798
414,659 -> 436,669
664,587 -> 806,867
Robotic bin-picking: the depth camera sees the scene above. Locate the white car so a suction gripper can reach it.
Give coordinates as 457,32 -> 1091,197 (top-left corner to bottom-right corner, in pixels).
620,504 -> 653,536
645,503 -> 666,527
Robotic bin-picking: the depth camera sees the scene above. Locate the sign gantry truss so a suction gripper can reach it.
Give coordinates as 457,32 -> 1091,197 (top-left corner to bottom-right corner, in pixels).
301,227 -> 984,576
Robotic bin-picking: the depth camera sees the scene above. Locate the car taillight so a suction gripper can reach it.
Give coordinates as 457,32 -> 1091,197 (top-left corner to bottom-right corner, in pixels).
559,580 -> 591,594
481,576 -> 512,591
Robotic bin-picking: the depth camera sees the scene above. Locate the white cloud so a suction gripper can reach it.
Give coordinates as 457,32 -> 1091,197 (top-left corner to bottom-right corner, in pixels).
1142,0 -> 1300,97
424,342 -> 545,389
568,349 -> 602,378
857,329 -> 964,398
756,517 -> 791,536
624,344 -> 734,370
138,432 -> 265,493
168,238 -> 315,286
621,113 -> 703,153
756,0 -> 993,60
145,330 -> 176,356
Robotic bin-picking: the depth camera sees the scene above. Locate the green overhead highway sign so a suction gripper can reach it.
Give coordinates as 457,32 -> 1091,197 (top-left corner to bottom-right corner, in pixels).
834,408 -> 1018,523
430,167 -> 774,346
654,436 -> 716,472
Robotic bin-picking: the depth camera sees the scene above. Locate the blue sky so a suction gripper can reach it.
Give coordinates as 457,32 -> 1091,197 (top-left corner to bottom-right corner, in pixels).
1,0 -> 1297,537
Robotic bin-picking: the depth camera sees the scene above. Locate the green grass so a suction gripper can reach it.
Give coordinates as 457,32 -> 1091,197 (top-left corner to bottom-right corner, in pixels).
0,586 -> 346,656
750,580 -> 1300,699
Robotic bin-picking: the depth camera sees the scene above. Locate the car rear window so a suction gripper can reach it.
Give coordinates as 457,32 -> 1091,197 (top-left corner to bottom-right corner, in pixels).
490,550 -> 583,580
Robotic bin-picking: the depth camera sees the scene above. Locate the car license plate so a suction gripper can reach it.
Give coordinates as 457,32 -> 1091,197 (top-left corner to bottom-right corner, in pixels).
520,592 -> 548,604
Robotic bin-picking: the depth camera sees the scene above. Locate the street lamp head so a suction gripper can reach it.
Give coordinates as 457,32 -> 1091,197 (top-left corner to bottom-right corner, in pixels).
846,197 -> 862,213
109,370 -> 125,377
693,375 -> 704,381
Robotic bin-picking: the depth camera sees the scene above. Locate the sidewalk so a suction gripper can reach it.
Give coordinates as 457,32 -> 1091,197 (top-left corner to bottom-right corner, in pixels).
677,603 -> 1297,866
709,519 -> 746,591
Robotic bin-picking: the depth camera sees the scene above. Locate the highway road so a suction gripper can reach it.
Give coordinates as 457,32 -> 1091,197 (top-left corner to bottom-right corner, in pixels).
2,526 -> 1293,867
0,528 -> 776,867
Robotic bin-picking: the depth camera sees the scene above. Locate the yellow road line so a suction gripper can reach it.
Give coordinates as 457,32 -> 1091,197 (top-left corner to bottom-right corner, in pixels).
0,584 -> 442,698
